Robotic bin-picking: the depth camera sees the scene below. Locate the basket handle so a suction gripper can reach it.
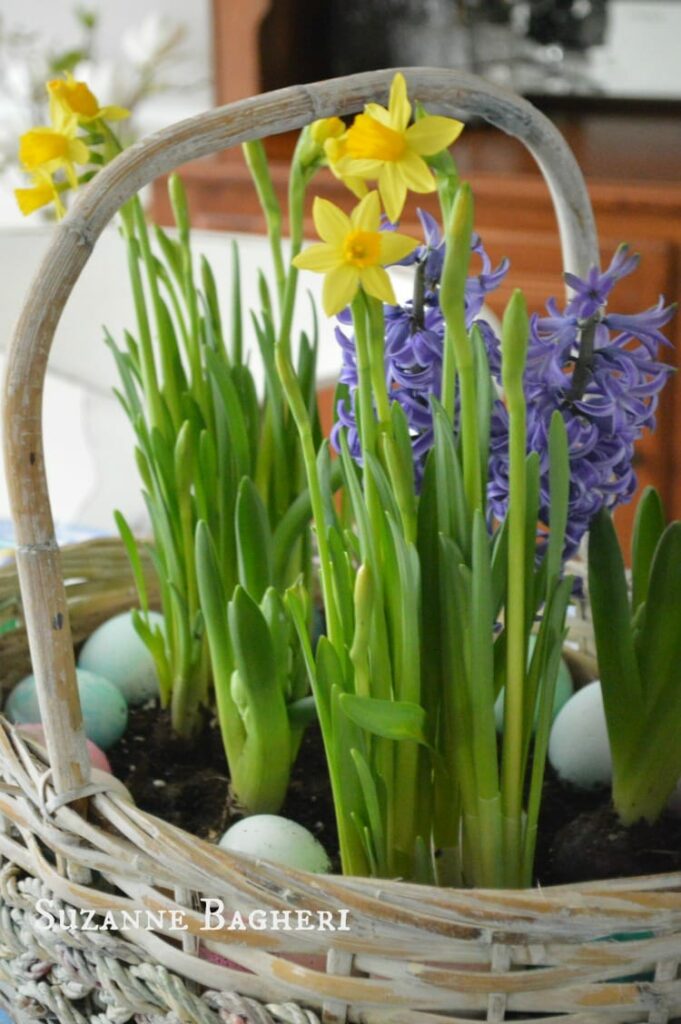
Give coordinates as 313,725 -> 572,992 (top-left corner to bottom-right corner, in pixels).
2,67 -> 599,801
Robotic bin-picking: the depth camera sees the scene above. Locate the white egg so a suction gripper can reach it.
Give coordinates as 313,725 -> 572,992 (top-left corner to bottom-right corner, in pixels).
78,610 -> 163,705
548,680 -> 612,789
219,815 -> 331,873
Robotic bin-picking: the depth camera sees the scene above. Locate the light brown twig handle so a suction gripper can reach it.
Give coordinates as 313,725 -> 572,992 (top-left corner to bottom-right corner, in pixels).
2,68 -> 599,802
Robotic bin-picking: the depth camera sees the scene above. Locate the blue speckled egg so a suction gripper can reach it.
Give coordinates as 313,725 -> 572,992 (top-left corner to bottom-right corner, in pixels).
78,610 -> 163,705
5,669 -> 128,750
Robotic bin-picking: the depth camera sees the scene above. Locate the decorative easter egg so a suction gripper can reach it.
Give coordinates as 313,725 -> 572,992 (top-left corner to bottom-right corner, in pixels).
17,723 -> 111,772
495,636 -> 573,732
219,815 -> 331,874
5,669 -> 128,750
78,610 -> 163,705
548,680 -> 612,789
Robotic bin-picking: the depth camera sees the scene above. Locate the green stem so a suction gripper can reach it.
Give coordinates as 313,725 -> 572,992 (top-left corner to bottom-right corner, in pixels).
275,344 -> 343,651
364,295 -> 392,432
439,183 -> 474,427
243,139 -> 286,310
499,290 -> 530,886
277,156 -> 308,358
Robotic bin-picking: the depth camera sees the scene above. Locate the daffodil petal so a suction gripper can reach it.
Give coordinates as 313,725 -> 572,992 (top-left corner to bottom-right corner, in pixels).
378,163 -> 408,224
406,115 -> 464,156
323,264 -> 359,316
344,176 -> 369,200
359,265 -> 397,306
70,138 -> 90,164
399,149 -> 436,193
363,103 -> 392,128
350,190 -> 381,232
15,184 -> 53,216
99,105 -> 130,122
335,156 -> 382,180
292,243 -> 340,272
388,72 -> 411,132
380,231 -> 421,266
313,196 -> 350,246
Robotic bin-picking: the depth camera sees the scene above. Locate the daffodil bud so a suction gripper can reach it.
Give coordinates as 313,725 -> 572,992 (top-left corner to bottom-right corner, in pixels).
501,289 -> 530,395
439,183 -> 474,329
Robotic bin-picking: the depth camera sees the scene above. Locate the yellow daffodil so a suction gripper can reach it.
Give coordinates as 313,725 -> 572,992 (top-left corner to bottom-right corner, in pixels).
14,171 -> 66,219
48,74 -> 129,128
310,116 -> 345,147
324,132 -> 369,201
328,72 -> 464,223
19,125 -> 89,189
293,191 -> 420,316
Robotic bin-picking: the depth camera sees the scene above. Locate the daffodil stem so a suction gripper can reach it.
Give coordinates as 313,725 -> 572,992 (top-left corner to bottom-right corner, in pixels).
351,293 -> 378,460
439,184 -> 474,426
275,343 -> 342,651
500,290 -> 530,886
439,183 -> 480,511
243,139 -> 287,310
277,144 -> 309,359
364,294 -> 392,433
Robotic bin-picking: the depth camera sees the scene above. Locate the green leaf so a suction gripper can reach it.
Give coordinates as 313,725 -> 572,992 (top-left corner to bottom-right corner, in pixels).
287,696 -> 317,729
631,486 -> 666,615
339,694 -> 428,745
588,509 -> 643,764
350,747 -> 387,875
432,397 -> 468,555
472,324 -> 492,504
204,349 -> 252,481
230,240 -> 243,365
636,522 -> 681,708
114,510 -> 149,614
235,477 -> 273,601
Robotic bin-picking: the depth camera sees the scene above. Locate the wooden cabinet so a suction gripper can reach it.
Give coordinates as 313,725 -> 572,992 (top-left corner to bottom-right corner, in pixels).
150,0 -> 681,551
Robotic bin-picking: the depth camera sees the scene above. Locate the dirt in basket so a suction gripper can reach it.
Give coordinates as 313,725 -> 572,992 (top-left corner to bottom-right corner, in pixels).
106,702 -> 342,868
107,704 -> 681,885
533,764 -> 681,885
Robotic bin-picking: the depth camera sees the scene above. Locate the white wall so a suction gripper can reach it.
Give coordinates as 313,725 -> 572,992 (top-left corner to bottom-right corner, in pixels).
3,0 -> 211,73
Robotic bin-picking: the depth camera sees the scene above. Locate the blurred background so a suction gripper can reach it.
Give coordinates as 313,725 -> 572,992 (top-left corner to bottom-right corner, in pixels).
0,0 -> 679,553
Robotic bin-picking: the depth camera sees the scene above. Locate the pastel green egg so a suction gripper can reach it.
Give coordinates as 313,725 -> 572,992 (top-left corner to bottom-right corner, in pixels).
78,610 -> 163,705
219,815 -> 331,873
494,635 -> 573,733
5,669 -> 128,750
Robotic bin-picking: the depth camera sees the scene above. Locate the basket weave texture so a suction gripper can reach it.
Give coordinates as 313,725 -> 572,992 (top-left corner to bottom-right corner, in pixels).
1,68 -> 680,1024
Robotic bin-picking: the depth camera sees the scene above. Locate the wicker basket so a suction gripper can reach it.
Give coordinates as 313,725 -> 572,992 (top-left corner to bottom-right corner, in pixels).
1,68 -> 680,1024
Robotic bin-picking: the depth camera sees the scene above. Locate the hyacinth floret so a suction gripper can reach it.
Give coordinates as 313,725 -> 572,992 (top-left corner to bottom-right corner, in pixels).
330,209 -> 509,481
488,244 -> 675,554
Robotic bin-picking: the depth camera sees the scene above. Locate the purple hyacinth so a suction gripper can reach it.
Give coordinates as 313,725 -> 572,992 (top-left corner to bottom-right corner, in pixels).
329,210 -> 508,483
487,244 -> 675,554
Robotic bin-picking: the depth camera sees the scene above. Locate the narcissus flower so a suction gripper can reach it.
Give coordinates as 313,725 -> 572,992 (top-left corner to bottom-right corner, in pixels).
327,72 -> 464,222
14,171 -> 66,219
292,192 -> 419,316
18,125 -> 89,189
48,74 -> 129,128
310,117 -> 345,146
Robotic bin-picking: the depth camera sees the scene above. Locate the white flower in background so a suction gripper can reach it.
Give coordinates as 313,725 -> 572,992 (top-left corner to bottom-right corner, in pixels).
71,59 -> 139,111
5,58 -> 35,106
122,14 -> 186,71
